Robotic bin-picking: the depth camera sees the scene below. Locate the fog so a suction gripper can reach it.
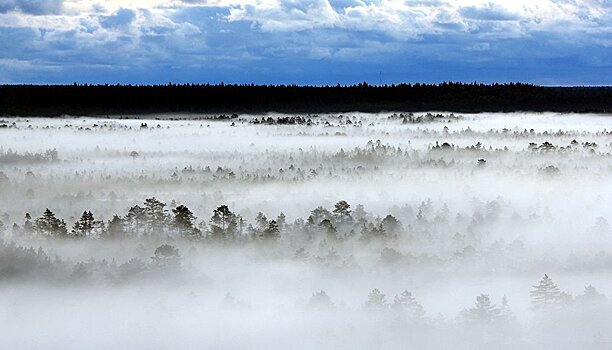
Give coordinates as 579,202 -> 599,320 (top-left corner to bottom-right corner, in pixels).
1,112 -> 612,349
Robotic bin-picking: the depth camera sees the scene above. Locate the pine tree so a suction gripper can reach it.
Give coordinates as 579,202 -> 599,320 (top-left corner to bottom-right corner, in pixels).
461,294 -> 499,323
126,205 -> 145,237
254,212 -> 268,234
392,290 -> 425,319
209,205 -> 237,240
106,215 -> 126,239
381,214 -> 402,236
276,212 -> 287,232
261,220 -> 280,241
71,210 -> 95,238
333,200 -> 352,223
143,197 -> 169,236
172,204 -> 200,238
23,213 -> 33,235
34,208 -> 67,238
365,288 -> 388,311
530,274 -> 561,310
309,206 -> 332,225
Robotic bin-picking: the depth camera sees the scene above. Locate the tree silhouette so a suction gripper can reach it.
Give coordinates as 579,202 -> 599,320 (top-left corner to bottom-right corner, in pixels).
151,244 -> 181,270
71,210 -> 96,239
333,200 -> 352,223
34,209 -> 67,238
254,212 -> 268,236
365,288 -> 388,311
106,215 -> 126,240
261,220 -> 280,241
23,213 -> 33,236
126,205 -> 145,237
530,274 -> 561,310
461,294 -> 499,323
143,197 -> 169,236
209,205 -> 238,240
381,214 -> 402,236
172,204 -> 200,239
392,290 -> 425,320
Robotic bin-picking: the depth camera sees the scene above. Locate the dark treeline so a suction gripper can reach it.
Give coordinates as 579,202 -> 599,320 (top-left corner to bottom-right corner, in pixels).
1,82 -> 611,116
7,198 -> 400,243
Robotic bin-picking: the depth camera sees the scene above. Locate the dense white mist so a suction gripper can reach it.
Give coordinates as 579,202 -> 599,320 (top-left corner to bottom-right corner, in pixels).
1,112 -> 612,349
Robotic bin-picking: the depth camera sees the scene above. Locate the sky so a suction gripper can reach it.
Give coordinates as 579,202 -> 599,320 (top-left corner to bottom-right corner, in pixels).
0,0 -> 610,85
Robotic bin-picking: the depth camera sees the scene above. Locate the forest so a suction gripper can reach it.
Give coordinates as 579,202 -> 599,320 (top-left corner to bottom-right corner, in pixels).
1,112 -> 612,349
1,83 -> 611,116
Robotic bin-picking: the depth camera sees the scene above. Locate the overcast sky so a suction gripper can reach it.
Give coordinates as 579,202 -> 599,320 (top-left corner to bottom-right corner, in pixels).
0,0 -> 610,85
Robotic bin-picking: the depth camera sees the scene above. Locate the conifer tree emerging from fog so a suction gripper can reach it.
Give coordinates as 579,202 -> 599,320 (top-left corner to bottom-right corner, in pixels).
172,205 -> 201,239
392,290 -> 425,320
261,220 -> 280,241
71,211 -> 97,239
34,209 -> 67,238
530,274 -> 562,310
365,288 -> 388,311
461,294 -> 500,323
106,215 -> 127,240
22,213 -> 33,236
333,200 -> 352,223
209,205 -> 238,240
254,212 -> 269,237
143,197 -> 170,236
126,205 -> 145,237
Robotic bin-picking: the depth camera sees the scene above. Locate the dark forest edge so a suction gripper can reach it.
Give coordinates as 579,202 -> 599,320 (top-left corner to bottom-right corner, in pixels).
1,82 -> 611,116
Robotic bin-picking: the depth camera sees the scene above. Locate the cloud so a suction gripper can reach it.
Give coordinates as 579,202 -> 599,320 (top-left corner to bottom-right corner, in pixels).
459,3 -> 520,21
0,0 -> 63,15
228,0 -> 340,31
0,0 -> 609,84
100,8 -> 136,29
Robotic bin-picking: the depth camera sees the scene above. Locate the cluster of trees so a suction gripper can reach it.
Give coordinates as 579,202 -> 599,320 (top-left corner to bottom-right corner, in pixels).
8,198 -> 201,240
528,140 -> 598,152
0,239 -> 181,282
5,199 -> 405,243
0,147 -> 58,163
2,83 -> 610,116
310,274 -> 608,323
388,112 -> 461,124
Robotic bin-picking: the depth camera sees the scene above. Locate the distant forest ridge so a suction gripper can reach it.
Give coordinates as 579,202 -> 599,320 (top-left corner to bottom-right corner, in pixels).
1,82 -> 611,116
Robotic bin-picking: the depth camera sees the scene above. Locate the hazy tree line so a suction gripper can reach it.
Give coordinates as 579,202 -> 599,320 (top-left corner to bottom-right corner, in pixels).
3,198 -> 407,243
0,233 -> 608,327
1,83 -> 611,116
0,147 -> 58,163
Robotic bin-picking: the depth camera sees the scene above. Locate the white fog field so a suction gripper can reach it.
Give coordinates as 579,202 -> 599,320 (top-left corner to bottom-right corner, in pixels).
1,112 -> 612,349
